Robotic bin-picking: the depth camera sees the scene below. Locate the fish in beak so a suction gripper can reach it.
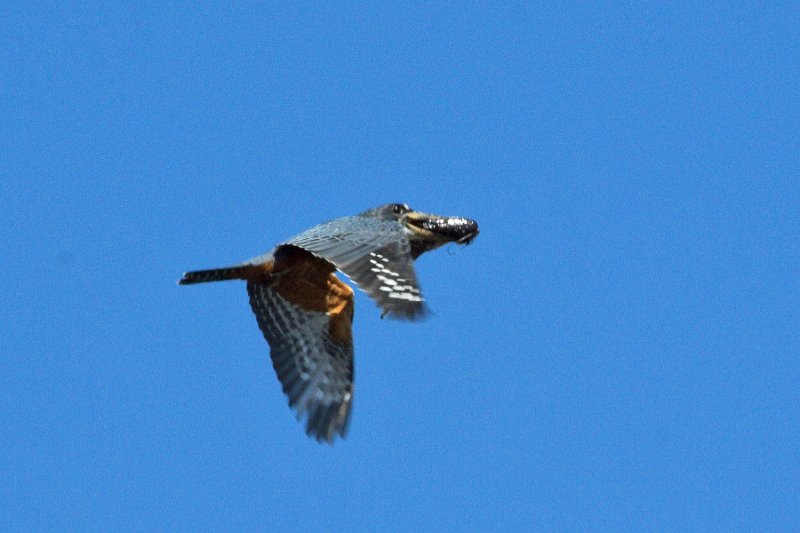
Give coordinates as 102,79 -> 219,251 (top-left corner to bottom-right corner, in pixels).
403,209 -> 479,258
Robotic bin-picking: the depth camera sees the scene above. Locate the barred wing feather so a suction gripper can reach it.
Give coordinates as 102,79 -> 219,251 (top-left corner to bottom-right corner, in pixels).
284,216 -> 425,319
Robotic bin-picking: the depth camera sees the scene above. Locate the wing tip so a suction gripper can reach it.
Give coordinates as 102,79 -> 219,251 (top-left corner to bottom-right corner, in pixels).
381,301 -> 430,321
305,415 -> 350,445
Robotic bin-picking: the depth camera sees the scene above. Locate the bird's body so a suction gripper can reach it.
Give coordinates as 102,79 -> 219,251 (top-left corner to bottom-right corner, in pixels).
180,203 -> 478,443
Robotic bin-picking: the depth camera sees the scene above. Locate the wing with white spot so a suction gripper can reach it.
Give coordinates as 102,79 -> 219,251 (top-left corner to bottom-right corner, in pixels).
247,281 -> 353,443
284,216 -> 426,319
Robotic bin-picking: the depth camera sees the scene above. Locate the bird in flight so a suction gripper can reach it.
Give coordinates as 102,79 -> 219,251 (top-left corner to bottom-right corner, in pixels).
179,203 -> 479,443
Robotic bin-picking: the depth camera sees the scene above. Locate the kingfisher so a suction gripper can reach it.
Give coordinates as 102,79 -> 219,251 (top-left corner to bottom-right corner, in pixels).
179,203 -> 479,443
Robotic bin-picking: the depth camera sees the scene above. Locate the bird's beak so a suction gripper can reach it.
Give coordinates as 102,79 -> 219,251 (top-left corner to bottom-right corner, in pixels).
403,211 -> 480,245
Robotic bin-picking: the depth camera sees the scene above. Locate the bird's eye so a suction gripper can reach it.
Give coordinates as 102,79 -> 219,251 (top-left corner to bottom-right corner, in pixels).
392,204 -> 409,215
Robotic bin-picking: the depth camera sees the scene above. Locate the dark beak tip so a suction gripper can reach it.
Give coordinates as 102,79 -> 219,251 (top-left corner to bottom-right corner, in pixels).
457,226 -> 479,245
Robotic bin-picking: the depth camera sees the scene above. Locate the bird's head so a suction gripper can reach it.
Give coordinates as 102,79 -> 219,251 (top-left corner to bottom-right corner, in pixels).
362,203 -> 479,258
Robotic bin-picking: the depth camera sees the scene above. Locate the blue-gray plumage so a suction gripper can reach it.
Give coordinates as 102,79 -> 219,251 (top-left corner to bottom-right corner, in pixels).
179,203 -> 478,443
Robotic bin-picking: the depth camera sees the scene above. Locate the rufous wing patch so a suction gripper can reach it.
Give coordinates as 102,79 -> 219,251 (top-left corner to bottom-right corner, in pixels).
325,274 -> 354,346
272,246 -> 354,347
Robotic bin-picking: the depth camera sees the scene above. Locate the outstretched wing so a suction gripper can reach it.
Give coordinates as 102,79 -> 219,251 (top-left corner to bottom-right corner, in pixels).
247,280 -> 354,443
284,215 -> 425,319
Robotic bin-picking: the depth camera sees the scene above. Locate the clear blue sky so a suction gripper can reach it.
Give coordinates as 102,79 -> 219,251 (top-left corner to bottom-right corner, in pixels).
2,3 -> 798,531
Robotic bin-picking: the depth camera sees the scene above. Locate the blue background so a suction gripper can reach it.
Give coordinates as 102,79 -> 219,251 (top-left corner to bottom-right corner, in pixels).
2,3 -> 798,530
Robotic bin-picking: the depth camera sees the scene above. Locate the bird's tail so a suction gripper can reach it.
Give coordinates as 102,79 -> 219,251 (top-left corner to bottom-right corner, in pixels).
179,265 -> 258,285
